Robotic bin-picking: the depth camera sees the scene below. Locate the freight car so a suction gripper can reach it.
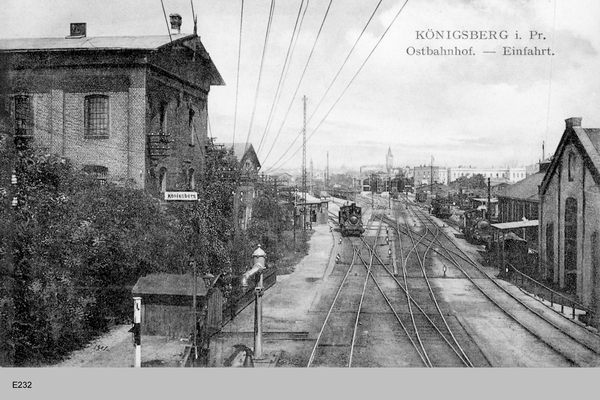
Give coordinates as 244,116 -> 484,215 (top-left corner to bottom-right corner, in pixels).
415,191 -> 428,202
338,202 -> 365,237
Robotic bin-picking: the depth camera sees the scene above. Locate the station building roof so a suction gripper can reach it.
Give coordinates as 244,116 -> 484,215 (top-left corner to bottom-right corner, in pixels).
540,118 -> 600,193
0,33 -> 225,86
496,172 -> 545,202
294,192 -> 328,205
491,220 -> 539,231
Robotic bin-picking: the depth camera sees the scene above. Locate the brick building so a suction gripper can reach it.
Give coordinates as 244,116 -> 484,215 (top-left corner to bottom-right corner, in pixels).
0,17 -> 224,196
217,143 -> 261,231
539,117 -> 600,327
413,165 -> 448,186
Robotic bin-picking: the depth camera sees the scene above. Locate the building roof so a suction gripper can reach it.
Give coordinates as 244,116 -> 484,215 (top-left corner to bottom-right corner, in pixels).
491,219 -> 539,230
540,118 -> 600,194
219,143 -> 261,171
0,34 -> 193,51
0,33 -> 225,87
132,273 -> 208,297
294,192 -> 327,205
496,172 -> 545,202
471,197 -> 498,204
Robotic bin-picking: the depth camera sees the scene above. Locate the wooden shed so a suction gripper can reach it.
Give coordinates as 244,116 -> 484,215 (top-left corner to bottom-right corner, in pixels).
132,273 -> 219,340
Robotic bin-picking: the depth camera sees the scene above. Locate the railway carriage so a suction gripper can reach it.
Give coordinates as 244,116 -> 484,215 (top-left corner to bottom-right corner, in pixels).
338,202 -> 365,237
415,191 -> 428,202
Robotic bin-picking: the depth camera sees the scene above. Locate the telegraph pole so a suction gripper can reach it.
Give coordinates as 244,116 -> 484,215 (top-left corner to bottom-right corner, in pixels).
302,95 -> 307,231
430,156 -> 434,194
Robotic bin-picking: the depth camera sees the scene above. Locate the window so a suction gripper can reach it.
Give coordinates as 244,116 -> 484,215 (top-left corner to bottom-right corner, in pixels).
83,165 -> 108,185
159,168 -> 167,193
189,108 -> 195,146
84,95 -> 109,138
568,153 -> 575,181
188,168 -> 195,190
159,102 -> 168,136
14,95 -> 34,137
564,197 -> 577,292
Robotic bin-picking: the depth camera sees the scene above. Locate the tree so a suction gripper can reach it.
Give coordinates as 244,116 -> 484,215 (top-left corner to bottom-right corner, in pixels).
7,149 -> 188,365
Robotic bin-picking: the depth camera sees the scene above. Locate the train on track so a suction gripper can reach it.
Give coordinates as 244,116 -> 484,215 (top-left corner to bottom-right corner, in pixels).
338,202 -> 365,237
461,208 -> 492,245
415,191 -> 428,202
431,198 -> 453,218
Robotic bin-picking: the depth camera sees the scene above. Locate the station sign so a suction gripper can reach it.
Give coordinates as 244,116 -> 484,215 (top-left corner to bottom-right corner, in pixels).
164,191 -> 198,201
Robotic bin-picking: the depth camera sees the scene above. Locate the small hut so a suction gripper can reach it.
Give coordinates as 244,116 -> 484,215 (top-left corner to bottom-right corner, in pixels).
132,273 -> 221,340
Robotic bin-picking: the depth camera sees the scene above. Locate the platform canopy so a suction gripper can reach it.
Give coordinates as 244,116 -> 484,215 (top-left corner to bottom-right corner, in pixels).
294,192 -> 329,205
472,197 -> 498,204
490,219 -> 539,231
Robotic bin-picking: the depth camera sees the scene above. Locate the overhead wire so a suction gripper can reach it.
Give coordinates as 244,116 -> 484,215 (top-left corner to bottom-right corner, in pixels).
159,0 -> 173,44
256,0 -> 309,157
543,0 -> 557,155
242,0 -> 277,153
262,0 -> 386,172
259,0 -> 335,166
265,0 -> 411,174
232,0 -> 245,146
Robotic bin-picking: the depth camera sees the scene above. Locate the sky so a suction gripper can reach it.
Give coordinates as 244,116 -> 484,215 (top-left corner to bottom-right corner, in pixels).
2,0 -> 599,173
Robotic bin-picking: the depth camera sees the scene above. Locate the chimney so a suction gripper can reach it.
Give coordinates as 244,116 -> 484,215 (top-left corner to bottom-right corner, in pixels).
565,117 -> 582,129
67,23 -> 86,38
169,14 -> 182,34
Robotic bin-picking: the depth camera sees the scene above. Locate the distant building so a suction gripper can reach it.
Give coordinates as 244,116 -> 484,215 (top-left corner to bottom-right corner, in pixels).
497,162 -> 549,223
1,17 -> 224,196
413,165 -> 447,186
218,143 -> 261,231
447,166 -> 526,184
272,172 -> 294,187
495,161 -> 549,248
539,117 -> 600,328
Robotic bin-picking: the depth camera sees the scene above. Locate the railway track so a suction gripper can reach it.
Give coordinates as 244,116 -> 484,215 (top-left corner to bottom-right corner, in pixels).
309,209 -> 483,367
384,197 -> 600,367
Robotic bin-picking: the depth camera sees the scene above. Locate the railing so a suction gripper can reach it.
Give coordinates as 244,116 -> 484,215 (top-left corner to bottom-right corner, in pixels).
222,267 -> 277,322
505,262 -> 596,326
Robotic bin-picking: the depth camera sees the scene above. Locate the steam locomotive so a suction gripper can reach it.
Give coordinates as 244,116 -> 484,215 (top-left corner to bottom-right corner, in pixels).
462,209 -> 492,245
431,198 -> 453,218
338,202 -> 365,237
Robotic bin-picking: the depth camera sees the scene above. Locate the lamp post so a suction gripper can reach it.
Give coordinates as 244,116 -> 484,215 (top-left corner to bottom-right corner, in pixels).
241,245 -> 267,359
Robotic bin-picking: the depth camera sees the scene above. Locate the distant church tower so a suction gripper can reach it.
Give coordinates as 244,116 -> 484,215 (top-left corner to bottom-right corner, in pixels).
386,147 -> 394,176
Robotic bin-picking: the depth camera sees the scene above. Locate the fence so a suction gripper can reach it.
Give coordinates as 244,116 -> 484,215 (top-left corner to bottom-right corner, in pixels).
221,267 -> 277,322
505,262 -> 596,326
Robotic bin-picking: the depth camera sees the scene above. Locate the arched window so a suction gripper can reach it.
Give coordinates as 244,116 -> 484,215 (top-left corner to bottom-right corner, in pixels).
546,222 -> 554,266
159,102 -> 168,136
159,167 -> 167,193
84,95 -> 109,138
564,197 -> 577,292
188,168 -> 195,190
189,108 -> 196,146
568,152 -> 575,181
